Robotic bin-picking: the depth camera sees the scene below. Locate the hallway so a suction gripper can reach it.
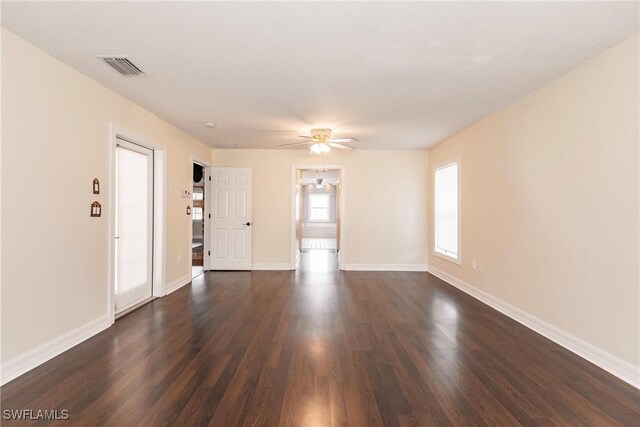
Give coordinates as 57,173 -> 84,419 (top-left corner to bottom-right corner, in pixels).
297,246 -> 339,272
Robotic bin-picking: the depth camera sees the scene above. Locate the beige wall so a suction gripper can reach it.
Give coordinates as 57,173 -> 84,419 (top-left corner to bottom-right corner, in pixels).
3,23 -> 636,385
429,34 -> 639,367
1,29 -> 211,363
211,149 -> 429,268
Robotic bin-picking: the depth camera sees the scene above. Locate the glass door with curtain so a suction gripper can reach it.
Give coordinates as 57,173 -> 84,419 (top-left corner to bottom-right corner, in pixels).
115,138 -> 154,314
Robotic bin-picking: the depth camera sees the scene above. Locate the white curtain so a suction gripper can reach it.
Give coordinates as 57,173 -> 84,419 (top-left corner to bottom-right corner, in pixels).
115,141 -> 153,312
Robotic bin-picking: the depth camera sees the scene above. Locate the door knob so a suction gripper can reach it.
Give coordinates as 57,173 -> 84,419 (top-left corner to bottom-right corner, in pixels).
244,222 -> 251,226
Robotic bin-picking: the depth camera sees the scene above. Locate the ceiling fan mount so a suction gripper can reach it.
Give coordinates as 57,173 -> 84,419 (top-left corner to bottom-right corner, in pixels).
278,127 -> 359,153
309,128 -> 332,143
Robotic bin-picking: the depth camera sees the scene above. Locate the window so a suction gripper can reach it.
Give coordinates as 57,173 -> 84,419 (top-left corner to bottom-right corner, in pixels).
308,194 -> 330,222
192,207 -> 203,220
193,190 -> 204,201
434,160 -> 460,263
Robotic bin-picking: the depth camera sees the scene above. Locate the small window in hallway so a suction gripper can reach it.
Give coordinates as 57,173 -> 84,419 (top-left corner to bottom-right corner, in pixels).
308,193 -> 330,222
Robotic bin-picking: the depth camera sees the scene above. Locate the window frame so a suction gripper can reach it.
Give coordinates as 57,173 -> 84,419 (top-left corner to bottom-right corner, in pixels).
433,158 -> 461,265
307,193 -> 331,223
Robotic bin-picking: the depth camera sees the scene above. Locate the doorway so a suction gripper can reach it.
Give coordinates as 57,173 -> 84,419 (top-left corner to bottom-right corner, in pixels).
114,138 -> 154,316
192,163 -> 205,279
291,167 -> 344,270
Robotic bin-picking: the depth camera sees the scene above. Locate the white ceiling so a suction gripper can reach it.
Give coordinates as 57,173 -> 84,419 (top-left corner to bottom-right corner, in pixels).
2,1 -> 638,149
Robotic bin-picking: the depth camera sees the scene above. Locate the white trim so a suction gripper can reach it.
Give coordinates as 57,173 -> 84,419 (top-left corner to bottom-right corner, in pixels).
0,315 -> 110,386
252,263 -> 292,271
153,150 -> 167,299
291,164 -> 346,270
204,167 -> 212,271
434,250 -> 461,265
428,266 -> 640,389
165,274 -> 192,295
344,264 -> 429,272
108,124 -> 167,324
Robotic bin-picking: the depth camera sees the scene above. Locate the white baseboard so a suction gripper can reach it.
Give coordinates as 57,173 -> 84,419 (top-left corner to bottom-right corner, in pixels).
343,263 -> 429,272
428,266 -> 640,389
165,274 -> 192,295
0,315 -> 111,386
252,263 -> 292,271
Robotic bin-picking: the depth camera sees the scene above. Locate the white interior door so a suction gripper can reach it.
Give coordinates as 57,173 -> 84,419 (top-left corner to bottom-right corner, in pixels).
115,138 -> 153,313
206,167 -> 252,270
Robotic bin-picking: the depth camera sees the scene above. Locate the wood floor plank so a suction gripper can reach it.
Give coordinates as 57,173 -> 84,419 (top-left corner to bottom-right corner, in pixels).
2,250 -> 639,426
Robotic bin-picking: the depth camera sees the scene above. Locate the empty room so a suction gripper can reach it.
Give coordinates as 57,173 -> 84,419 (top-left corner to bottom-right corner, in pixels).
1,1 -> 639,426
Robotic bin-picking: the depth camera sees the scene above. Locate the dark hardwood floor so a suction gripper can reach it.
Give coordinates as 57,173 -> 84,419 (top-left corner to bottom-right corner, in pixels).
2,250 -> 639,426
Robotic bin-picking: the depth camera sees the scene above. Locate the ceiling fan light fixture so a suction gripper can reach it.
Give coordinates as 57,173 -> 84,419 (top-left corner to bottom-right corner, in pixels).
310,142 -> 331,154
281,127 -> 357,151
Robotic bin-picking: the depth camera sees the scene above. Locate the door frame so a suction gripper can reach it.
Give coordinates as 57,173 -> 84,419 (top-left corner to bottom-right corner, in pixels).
189,155 -> 211,274
108,124 -> 166,325
290,164 -> 346,270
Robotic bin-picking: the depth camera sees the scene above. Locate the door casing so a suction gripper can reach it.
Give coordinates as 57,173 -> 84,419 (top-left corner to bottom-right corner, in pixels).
108,124 -> 166,325
290,164 -> 346,270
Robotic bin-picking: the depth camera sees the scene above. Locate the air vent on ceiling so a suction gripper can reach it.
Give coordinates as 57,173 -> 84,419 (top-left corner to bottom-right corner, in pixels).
212,142 -> 240,149
96,56 -> 145,76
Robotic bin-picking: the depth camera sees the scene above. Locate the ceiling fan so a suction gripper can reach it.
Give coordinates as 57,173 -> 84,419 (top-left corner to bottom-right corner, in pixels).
278,128 -> 358,153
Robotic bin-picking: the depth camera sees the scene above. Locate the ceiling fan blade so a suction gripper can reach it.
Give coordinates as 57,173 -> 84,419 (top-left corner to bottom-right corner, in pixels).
329,142 -> 355,150
329,137 -> 359,143
297,135 -> 314,139
278,141 -> 311,147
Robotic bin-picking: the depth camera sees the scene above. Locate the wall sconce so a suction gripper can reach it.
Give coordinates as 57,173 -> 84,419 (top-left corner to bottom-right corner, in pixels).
93,178 -> 100,194
91,201 -> 102,217
186,206 -> 191,215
